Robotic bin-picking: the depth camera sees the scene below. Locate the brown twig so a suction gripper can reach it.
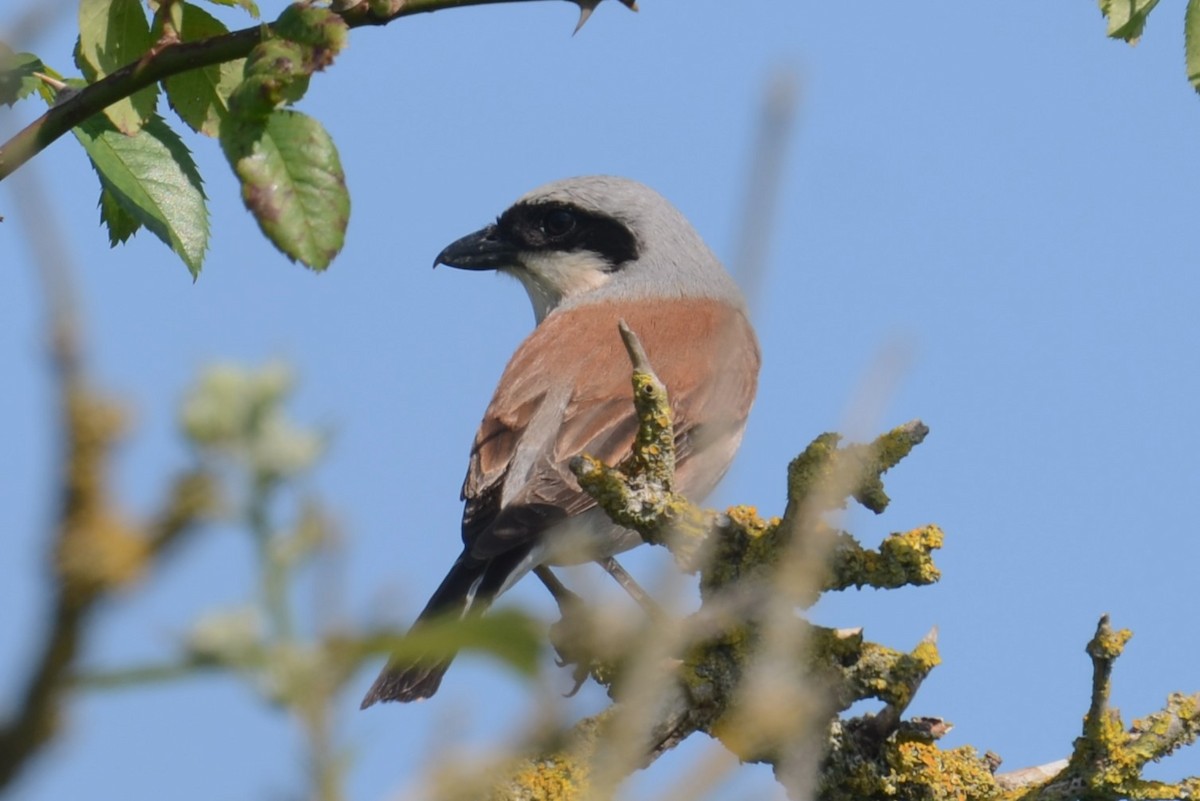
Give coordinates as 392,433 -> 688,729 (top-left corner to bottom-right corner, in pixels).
0,159 -> 214,790
595,556 -> 666,623
729,67 -> 799,310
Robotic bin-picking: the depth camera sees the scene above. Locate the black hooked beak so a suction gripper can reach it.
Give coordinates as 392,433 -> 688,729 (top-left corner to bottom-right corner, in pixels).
432,224 -> 520,271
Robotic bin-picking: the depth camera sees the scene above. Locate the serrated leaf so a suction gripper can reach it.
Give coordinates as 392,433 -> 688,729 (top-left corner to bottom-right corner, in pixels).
78,0 -> 159,132
1187,0 -> 1200,92
0,47 -> 45,107
74,114 -> 210,276
1097,0 -> 1161,44
99,184 -> 143,244
198,0 -> 260,19
157,3 -> 243,136
220,109 -> 348,270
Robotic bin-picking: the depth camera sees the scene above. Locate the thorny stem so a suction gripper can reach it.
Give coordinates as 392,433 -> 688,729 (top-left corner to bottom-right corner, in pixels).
0,0 -> 597,181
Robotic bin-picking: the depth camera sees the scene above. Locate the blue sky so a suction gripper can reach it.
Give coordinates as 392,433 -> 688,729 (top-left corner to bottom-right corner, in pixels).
3,3 -> 1199,799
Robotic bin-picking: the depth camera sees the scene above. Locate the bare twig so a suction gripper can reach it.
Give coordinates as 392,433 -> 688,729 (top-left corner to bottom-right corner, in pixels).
0,159 -> 214,790
0,159 -> 94,788
595,556 -> 666,623
730,66 -> 800,311
994,759 -> 1070,793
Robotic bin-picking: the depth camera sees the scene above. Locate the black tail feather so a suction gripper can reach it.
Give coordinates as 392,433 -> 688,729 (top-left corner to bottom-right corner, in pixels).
359,656 -> 453,707
360,546 -> 532,707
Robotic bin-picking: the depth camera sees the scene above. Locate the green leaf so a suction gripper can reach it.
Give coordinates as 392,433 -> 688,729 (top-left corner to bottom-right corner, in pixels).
158,3 -> 244,136
0,46 -> 45,107
77,0 -> 159,133
220,110 -> 348,270
357,610 -> 544,678
74,114 -> 210,276
1187,0 -> 1200,92
1096,0 -> 1161,44
99,184 -> 143,244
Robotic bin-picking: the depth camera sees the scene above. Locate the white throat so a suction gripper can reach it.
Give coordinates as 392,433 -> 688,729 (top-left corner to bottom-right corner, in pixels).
506,251 -> 615,323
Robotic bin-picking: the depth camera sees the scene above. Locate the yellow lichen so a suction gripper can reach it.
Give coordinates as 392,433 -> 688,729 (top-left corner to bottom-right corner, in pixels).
507,754 -> 587,801
887,740 -> 999,801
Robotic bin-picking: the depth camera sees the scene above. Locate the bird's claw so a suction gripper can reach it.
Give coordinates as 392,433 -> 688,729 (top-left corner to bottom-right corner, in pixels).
562,663 -> 591,698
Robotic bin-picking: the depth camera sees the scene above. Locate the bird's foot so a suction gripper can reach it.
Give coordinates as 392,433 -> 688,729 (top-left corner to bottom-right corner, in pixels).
535,566 -> 614,696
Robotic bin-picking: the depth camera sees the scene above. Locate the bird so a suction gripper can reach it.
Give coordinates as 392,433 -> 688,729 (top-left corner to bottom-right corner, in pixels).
361,175 -> 760,707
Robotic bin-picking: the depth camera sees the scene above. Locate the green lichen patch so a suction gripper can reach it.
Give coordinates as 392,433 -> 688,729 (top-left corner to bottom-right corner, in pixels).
826,525 -> 944,591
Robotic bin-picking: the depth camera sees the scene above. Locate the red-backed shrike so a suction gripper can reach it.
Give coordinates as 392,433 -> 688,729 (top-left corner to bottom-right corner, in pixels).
361,176 -> 760,706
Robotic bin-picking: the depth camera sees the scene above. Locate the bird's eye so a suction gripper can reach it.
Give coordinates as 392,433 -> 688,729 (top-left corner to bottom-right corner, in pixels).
542,209 -> 576,238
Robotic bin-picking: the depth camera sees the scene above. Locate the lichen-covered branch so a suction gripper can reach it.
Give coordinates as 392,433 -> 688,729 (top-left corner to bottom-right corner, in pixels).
534,323 -> 1199,801
570,320 -> 715,571
782,419 -> 929,522
824,524 -> 943,591
523,324 -> 941,796
486,593 -> 952,800
0,278 -> 215,790
994,616 -> 1200,801
819,616 -> 1200,801
570,323 -> 938,592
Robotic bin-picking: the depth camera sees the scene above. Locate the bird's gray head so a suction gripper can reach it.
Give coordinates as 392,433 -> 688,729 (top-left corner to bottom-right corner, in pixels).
434,176 -> 745,322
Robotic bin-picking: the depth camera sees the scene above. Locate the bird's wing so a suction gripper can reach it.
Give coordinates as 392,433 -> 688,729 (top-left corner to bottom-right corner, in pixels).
460,299 -> 759,561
